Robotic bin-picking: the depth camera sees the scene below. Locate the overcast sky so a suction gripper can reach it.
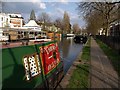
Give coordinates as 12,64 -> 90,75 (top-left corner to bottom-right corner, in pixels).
2,1 -> 87,28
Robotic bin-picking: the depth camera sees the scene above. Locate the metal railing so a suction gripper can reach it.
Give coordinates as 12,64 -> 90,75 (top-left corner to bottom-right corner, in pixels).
96,35 -> 120,54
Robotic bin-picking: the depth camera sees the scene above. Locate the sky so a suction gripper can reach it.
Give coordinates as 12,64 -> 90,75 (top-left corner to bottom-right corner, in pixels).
1,0 -> 87,28
1,0 -> 119,28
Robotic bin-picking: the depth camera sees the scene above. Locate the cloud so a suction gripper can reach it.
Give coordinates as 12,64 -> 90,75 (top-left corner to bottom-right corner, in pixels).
65,11 -> 86,28
56,8 -> 64,15
29,0 -> 46,9
58,0 -> 69,4
39,2 -> 46,9
30,0 -> 41,3
2,2 -> 46,23
3,2 -> 33,14
69,12 -> 78,20
50,3 -> 57,7
59,0 -> 68,4
47,12 -> 54,17
2,2 -> 86,28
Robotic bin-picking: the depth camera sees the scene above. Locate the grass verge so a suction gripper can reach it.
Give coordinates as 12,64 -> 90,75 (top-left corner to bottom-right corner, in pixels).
81,41 -> 91,61
67,37 -> 91,88
96,39 -> 120,77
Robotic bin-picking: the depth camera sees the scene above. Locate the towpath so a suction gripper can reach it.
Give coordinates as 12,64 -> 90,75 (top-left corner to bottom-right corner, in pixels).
90,37 -> 119,88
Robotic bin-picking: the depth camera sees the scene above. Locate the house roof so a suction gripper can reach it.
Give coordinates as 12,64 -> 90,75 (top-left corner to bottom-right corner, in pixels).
24,20 -> 39,27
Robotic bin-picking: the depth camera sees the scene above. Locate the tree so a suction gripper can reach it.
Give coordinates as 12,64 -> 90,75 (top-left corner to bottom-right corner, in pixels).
84,10 -> 104,35
54,18 -> 63,29
117,3 -> 120,20
30,10 -> 36,21
77,2 -> 119,36
73,23 -> 81,34
63,11 -> 71,34
38,12 -> 51,24
37,12 -> 51,30
54,18 -> 63,33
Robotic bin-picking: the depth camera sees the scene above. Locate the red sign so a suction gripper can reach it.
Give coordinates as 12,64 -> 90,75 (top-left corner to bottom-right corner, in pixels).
39,43 -> 60,75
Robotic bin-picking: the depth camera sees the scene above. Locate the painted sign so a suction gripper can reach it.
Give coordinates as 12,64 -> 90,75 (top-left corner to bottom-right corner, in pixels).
39,43 -> 60,75
23,54 -> 41,81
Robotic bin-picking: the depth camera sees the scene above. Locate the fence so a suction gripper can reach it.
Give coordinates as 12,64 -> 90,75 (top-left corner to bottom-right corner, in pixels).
96,35 -> 120,54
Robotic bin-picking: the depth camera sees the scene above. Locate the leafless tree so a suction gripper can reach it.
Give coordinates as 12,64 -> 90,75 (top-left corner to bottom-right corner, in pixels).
54,18 -> 63,29
73,23 -> 81,34
54,18 -> 63,33
37,12 -> 52,30
77,1 -> 120,36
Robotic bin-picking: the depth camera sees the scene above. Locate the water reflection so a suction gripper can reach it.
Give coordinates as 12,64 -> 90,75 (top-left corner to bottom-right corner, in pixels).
58,37 -> 83,73
59,38 -> 70,58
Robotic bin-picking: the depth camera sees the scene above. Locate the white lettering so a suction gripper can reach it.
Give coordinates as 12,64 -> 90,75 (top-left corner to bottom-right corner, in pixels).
40,45 -> 56,55
47,59 -> 60,71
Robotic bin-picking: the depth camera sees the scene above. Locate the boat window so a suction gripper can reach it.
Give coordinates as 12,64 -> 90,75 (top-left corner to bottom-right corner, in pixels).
53,51 -> 57,60
30,32 -> 34,34
1,17 -> 3,21
23,54 -> 41,81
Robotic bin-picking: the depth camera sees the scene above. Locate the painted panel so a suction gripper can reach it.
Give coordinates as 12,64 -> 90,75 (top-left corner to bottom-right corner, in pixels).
39,43 -> 60,75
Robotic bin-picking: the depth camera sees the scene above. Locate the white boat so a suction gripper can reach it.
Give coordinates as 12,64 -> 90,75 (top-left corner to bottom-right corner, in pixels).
66,34 -> 75,37
30,39 -> 51,42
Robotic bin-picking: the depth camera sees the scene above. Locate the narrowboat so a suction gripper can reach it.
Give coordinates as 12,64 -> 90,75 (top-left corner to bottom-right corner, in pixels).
74,35 -> 87,44
1,40 -> 64,89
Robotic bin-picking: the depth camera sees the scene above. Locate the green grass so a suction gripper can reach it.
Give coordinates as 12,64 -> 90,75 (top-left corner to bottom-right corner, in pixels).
81,46 -> 90,61
67,64 -> 89,88
96,39 -> 120,77
67,37 -> 91,88
81,37 -> 91,61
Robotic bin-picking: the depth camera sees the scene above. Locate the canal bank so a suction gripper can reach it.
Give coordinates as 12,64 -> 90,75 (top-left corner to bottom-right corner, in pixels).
57,50 -> 83,88
58,37 -> 119,89
57,37 -> 90,88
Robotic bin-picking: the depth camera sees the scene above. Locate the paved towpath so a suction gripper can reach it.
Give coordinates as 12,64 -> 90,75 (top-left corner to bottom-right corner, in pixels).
90,37 -> 119,88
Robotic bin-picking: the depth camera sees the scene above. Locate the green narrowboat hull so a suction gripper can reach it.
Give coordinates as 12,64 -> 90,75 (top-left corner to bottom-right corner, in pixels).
1,41 -> 64,89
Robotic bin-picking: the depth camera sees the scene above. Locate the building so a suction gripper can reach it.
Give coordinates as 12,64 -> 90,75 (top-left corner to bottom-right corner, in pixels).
24,20 -> 41,30
8,13 -> 23,40
0,13 -> 24,41
109,20 -> 120,37
0,13 -> 10,27
98,28 -> 105,35
23,20 -> 45,38
0,13 -> 23,28
0,13 -> 10,41
8,13 -> 23,28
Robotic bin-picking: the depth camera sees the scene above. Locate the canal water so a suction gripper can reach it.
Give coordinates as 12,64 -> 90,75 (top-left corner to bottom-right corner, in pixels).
58,37 -> 83,74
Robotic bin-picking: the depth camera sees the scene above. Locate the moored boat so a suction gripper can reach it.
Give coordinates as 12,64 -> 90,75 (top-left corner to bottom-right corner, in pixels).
1,41 -> 64,89
74,35 -> 87,44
